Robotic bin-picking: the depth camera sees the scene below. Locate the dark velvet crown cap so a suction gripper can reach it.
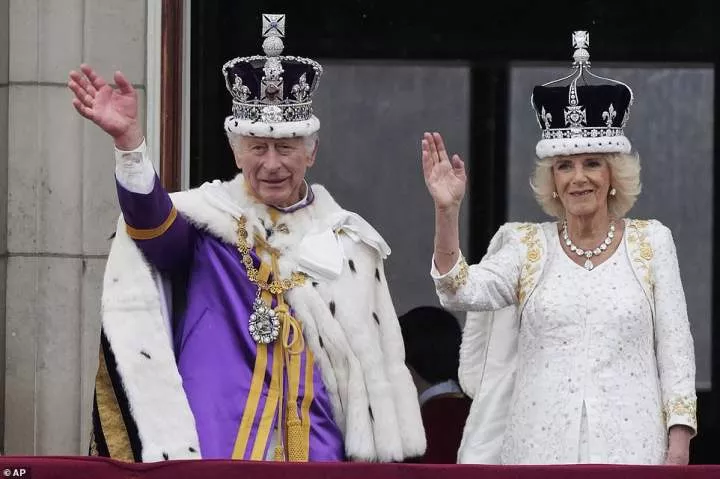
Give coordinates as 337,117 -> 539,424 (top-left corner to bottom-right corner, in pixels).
531,31 -> 634,158
221,14 -> 323,138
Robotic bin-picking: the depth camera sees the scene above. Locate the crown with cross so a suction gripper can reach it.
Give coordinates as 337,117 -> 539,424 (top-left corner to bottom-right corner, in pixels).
222,14 -> 324,138
531,31 -> 635,159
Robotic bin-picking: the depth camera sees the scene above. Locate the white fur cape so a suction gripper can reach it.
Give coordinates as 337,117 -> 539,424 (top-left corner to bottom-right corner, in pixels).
100,175 -> 426,462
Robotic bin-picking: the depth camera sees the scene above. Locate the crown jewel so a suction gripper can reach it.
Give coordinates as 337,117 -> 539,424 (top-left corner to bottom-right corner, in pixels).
222,14 -> 323,138
531,31 -> 635,159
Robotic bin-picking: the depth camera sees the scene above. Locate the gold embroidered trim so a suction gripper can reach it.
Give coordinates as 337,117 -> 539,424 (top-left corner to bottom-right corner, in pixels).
95,347 -> 134,461
436,254 -> 470,295
664,395 -> 697,427
88,430 -> 99,456
444,256 -> 469,294
626,219 -> 654,292
518,223 -> 542,304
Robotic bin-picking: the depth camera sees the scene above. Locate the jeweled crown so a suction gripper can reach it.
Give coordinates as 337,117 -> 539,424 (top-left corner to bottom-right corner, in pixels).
531,31 -> 635,158
222,14 -> 323,137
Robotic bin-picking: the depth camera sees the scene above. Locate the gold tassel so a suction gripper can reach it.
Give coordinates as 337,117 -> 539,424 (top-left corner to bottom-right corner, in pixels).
286,415 -> 305,461
275,293 -> 308,461
273,444 -> 285,461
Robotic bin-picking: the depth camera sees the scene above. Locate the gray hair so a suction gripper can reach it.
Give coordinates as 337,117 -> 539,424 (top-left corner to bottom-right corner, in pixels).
530,152 -> 642,219
226,131 -> 319,156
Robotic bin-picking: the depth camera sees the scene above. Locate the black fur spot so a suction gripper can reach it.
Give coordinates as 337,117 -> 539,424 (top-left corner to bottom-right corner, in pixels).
368,406 -> 374,421
329,301 -> 336,317
319,336 -> 325,348
234,121 -> 238,127
292,132 -> 297,137
140,351 -> 151,359
265,228 -> 273,238
348,259 -> 356,273
269,125 -> 274,132
372,312 -> 379,324
189,447 -> 197,453
312,281 -> 319,288
162,452 -> 169,460
250,132 -> 255,136
375,268 -> 381,282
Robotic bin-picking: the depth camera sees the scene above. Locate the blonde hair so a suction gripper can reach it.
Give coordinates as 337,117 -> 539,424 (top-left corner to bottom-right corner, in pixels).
530,152 -> 642,219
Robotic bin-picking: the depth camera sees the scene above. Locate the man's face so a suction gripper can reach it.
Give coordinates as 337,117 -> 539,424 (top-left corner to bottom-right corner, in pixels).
233,136 -> 317,208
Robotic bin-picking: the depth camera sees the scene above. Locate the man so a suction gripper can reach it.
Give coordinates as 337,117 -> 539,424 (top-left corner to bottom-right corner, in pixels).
68,13 -> 425,463
399,306 -> 471,463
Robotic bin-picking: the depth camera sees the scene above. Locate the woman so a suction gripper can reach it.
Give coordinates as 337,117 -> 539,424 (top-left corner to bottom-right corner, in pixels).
422,31 -> 696,465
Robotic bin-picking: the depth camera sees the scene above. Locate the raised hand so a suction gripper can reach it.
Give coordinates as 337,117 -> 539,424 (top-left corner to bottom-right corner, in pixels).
68,64 -> 143,150
421,132 -> 467,211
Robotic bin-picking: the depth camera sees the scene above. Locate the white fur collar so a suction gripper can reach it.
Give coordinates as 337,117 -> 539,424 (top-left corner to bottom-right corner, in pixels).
170,174 -> 390,280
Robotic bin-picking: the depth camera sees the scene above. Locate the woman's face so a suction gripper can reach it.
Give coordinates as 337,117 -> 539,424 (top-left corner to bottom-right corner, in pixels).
552,154 -> 612,219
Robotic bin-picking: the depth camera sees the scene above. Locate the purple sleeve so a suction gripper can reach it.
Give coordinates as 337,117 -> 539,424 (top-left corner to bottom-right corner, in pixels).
117,175 -> 197,272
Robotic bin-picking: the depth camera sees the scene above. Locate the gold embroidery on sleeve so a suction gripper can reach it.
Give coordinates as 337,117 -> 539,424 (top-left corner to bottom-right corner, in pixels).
518,224 -> 542,304
626,219 -> 654,291
664,396 -> 697,428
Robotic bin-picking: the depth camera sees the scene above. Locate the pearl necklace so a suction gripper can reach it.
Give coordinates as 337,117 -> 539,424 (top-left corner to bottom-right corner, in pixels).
561,220 -> 616,271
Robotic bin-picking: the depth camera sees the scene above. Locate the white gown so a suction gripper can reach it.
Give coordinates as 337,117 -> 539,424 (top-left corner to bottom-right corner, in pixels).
502,233 -> 664,463
432,220 -> 697,465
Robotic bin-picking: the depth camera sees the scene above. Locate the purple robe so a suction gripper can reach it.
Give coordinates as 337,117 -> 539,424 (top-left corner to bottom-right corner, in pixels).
117,176 -> 344,461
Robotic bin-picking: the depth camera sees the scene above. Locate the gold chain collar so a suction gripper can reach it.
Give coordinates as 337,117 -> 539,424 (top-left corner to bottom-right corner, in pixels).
236,216 -> 306,294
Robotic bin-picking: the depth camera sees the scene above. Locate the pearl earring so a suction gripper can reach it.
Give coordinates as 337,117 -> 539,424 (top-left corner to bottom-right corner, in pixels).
552,191 -> 558,199
609,187 -> 617,197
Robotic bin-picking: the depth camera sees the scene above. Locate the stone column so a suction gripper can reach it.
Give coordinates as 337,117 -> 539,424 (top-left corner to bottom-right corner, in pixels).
0,0 -> 10,453
4,0 -> 147,455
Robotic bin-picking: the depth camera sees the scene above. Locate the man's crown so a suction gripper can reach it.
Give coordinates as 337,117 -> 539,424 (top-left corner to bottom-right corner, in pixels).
222,14 -> 323,138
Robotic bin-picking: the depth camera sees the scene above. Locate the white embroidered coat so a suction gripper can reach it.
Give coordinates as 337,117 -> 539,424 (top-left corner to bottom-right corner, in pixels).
432,220 -> 697,465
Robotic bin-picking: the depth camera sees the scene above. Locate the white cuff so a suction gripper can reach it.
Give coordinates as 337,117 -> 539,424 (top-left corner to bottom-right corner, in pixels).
665,396 -> 698,436
114,138 -> 156,194
430,253 -> 464,279
431,252 -> 470,296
